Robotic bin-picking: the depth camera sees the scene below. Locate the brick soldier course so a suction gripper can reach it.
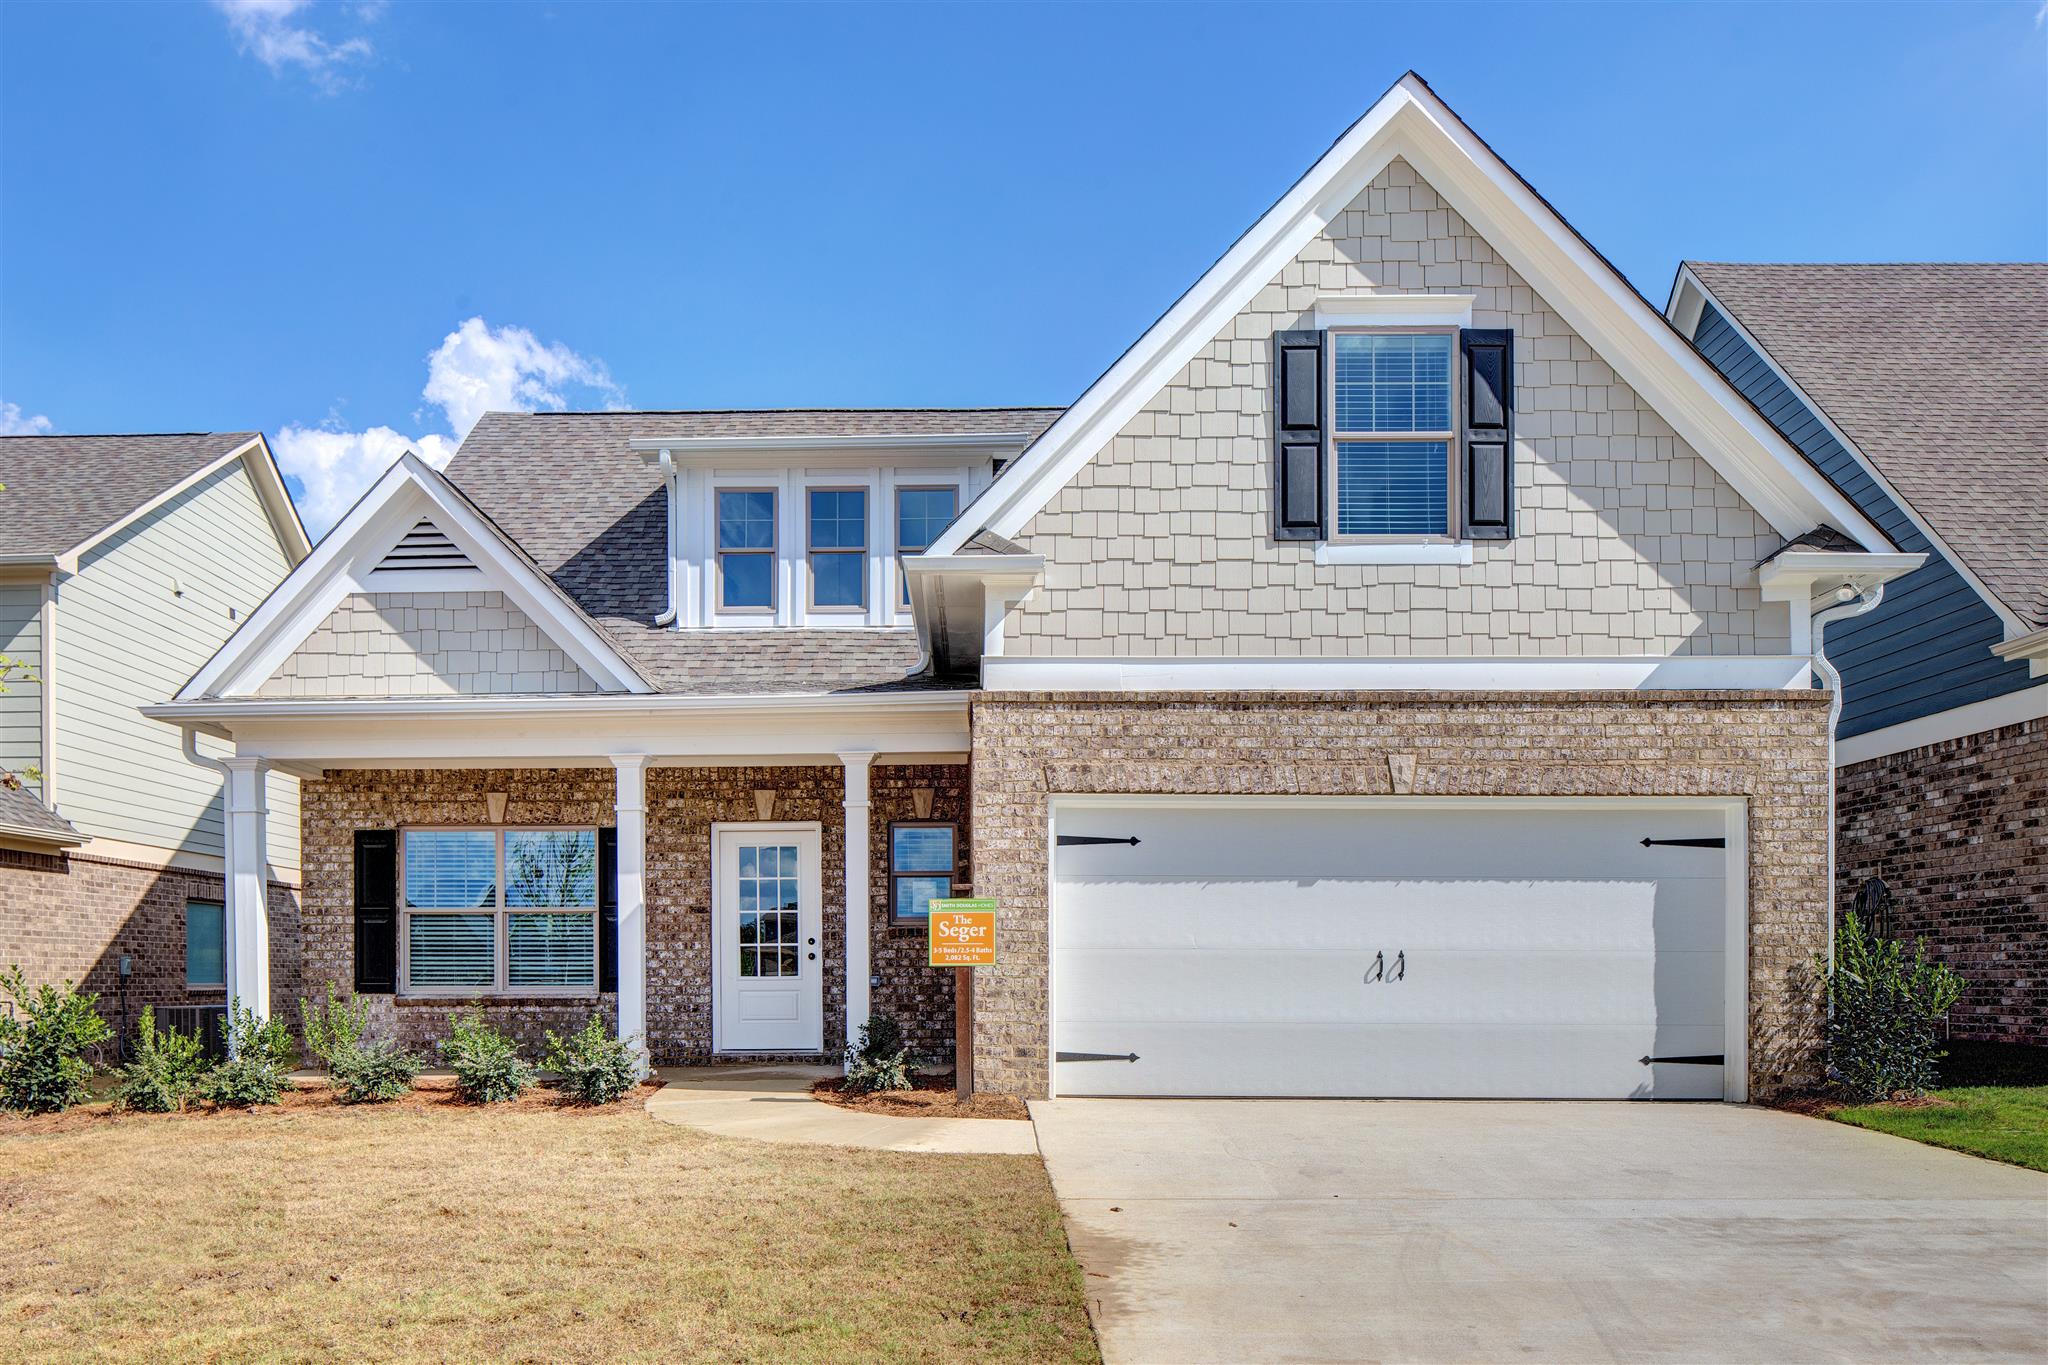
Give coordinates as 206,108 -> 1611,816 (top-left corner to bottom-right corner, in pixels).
969,690 -> 1835,1099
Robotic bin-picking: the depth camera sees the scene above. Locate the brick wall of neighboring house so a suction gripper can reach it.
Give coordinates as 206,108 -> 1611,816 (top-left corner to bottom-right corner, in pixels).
1836,717 -> 2047,1046
0,848 -> 301,1050
970,689 -> 1835,1100
868,763 -> 970,1064
299,764 -> 959,1063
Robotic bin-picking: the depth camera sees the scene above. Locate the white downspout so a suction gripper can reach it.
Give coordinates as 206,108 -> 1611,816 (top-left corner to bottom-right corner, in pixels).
179,726 -> 240,1049
652,449 -> 679,627
1809,582 -> 1886,975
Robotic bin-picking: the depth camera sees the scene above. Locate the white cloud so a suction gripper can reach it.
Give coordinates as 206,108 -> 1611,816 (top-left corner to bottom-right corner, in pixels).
273,317 -> 623,537
0,400 -> 54,436
212,0 -> 373,92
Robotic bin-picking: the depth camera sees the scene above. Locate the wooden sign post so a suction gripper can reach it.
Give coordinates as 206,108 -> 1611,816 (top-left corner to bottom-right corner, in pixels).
928,898 -> 997,1103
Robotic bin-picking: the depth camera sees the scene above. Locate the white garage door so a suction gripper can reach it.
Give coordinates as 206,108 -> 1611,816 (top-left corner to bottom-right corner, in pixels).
1052,799 -> 1737,1100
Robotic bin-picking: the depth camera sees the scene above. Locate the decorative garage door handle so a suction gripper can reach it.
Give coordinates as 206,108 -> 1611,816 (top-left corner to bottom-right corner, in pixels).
1640,836 -> 1726,848
1056,834 -> 1142,847
1364,950 -> 1406,984
1057,1051 -> 1140,1063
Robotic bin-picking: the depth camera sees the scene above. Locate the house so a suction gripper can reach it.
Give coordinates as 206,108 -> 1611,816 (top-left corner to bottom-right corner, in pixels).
147,75 -> 1927,1102
1669,265 -> 2046,1045
0,433 -> 308,1034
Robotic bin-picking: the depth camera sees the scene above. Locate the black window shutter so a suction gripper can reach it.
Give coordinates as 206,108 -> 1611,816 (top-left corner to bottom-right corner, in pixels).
598,827 -> 619,993
353,829 -> 398,995
1461,328 -> 1515,540
1272,329 -> 1326,540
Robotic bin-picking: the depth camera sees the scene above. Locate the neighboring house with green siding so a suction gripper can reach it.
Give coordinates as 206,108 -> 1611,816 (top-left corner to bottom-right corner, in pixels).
0,433 -> 309,1036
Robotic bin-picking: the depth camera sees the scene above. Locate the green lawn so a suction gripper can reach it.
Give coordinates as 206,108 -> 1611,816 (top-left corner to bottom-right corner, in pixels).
1827,1041 -> 2048,1173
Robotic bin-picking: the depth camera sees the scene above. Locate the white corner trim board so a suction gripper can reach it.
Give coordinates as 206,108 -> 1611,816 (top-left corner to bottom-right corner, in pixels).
931,74 -> 1894,558
1834,684 -> 2048,767
981,654 -> 1812,692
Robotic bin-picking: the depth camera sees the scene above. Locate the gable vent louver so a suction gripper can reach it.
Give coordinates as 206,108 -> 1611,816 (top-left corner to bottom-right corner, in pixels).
376,519 -> 475,573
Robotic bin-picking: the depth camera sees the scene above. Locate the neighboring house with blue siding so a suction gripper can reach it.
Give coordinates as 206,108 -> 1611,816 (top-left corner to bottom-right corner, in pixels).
1671,264 -> 2046,1044
0,433 -> 310,1039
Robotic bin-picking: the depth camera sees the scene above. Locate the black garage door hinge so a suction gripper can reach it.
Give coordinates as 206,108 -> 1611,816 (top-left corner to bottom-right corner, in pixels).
1640,837 -> 1726,848
1056,835 -> 1141,847
1640,1054 -> 1726,1066
1057,1051 -> 1140,1063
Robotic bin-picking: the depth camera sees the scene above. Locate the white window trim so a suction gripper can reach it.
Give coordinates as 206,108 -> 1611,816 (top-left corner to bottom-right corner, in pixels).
805,485 -> 870,614
1326,325 -> 1463,546
1311,292 -> 1475,330
714,486 -> 779,618
1314,541 -> 1474,567
398,825 -> 600,998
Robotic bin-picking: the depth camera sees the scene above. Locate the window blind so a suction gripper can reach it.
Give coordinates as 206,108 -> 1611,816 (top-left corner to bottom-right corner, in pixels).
1335,441 -> 1450,537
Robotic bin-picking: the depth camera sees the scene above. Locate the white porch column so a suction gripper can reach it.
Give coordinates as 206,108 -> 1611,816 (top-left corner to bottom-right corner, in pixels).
221,756 -> 270,1025
611,755 -> 650,1073
838,750 -> 876,1050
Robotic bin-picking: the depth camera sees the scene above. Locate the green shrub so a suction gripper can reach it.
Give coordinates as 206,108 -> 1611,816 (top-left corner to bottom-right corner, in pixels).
1823,910 -> 1966,1102
327,1037 -> 424,1103
438,1009 -> 534,1104
113,1007 -> 209,1112
199,1000 -> 294,1108
542,1016 -> 642,1105
301,983 -> 371,1067
0,966 -> 112,1113
843,1012 -> 917,1095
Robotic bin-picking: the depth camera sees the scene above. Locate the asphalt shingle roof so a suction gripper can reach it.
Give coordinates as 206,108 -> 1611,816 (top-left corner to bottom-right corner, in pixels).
445,409 -> 1064,694
1688,263 -> 2048,629
0,785 -> 81,845
0,433 -> 260,559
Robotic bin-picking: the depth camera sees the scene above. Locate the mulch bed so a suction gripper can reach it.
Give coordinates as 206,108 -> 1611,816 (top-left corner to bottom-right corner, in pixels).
0,1077 -> 664,1136
811,1073 -> 1029,1122
1768,1088 -> 1955,1119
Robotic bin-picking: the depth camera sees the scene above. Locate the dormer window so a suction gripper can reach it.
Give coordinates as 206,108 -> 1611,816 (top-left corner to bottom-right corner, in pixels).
717,489 -> 776,612
1330,329 -> 1457,539
896,486 -> 959,606
807,488 -> 868,611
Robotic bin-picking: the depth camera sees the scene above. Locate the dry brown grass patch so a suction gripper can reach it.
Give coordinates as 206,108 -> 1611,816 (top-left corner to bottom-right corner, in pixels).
812,1075 -> 1030,1122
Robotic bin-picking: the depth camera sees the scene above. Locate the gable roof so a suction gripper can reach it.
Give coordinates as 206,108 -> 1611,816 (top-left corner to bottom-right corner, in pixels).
0,432 -> 309,567
1681,262 -> 2048,630
930,72 -> 1894,558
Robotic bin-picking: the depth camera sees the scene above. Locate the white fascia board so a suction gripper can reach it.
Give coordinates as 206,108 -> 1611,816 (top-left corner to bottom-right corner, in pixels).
56,435 -> 312,572
631,433 -> 1029,457
178,453 -> 652,699
937,75 -> 1894,556
903,553 -> 1045,578
981,654 -> 1813,692
1757,552 -> 1927,601
1671,266 -> 2028,637
1835,683 -> 2048,766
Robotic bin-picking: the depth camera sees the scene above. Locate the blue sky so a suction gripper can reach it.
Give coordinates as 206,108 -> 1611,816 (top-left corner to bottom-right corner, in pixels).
2,1 -> 2043,533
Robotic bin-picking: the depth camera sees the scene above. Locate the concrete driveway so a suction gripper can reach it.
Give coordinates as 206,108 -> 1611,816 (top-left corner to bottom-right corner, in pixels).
1031,1099 -> 2048,1363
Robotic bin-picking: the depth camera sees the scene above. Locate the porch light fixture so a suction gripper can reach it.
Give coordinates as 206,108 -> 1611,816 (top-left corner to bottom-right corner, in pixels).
485,791 -> 508,824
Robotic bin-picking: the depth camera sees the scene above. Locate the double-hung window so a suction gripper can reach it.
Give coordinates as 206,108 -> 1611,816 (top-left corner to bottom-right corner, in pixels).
402,828 -> 598,994
717,489 -> 777,612
185,900 -> 225,989
1330,329 -> 1458,539
889,822 -> 956,923
895,486 -> 958,606
807,488 -> 867,611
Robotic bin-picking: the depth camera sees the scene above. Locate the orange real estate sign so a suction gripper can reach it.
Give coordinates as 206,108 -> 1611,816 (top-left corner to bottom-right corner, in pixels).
927,898 -> 997,968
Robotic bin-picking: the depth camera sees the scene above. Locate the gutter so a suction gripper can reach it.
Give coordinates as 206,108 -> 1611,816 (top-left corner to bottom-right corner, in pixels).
145,689 -> 971,723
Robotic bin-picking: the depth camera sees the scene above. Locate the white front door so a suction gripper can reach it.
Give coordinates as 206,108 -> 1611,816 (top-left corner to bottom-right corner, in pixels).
713,823 -> 825,1053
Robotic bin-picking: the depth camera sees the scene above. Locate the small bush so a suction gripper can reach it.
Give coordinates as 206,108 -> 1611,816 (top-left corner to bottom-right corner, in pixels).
301,983 -> 371,1067
0,966 -> 112,1113
843,1012 -> 917,1095
438,1009 -> 534,1104
199,1000 -> 294,1108
1823,909 -> 1966,1102
327,1037 -> 424,1104
542,1017 -> 642,1106
113,1007 -> 209,1112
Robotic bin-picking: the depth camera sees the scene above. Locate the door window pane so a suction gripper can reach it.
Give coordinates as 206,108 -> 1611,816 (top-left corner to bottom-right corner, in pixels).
185,900 -> 225,987
405,830 -> 496,908
408,913 -> 496,987
735,844 -> 800,977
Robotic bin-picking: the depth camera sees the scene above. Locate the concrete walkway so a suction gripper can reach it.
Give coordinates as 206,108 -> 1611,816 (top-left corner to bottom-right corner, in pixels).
645,1064 -> 1038,1155
1033,1098 -> 2048,1364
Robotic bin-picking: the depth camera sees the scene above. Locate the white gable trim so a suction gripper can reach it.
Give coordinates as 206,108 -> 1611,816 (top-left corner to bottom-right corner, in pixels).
1668,265 -> 2029,639
931,74 -> 1893,556
58,435 -> 312,573
177,453 -> 652,699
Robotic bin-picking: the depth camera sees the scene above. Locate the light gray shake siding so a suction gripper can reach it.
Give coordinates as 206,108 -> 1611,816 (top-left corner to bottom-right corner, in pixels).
259,591 -> 599,697
54,459 -> 300,868
1007,159 -> 1790,658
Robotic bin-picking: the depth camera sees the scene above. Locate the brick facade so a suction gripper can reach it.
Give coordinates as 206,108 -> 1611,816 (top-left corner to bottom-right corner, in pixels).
968,689 -> 1835,1099
0,848 -> 301,1046
1836,717 -> 2047,1045
298,763 -> 964,1063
